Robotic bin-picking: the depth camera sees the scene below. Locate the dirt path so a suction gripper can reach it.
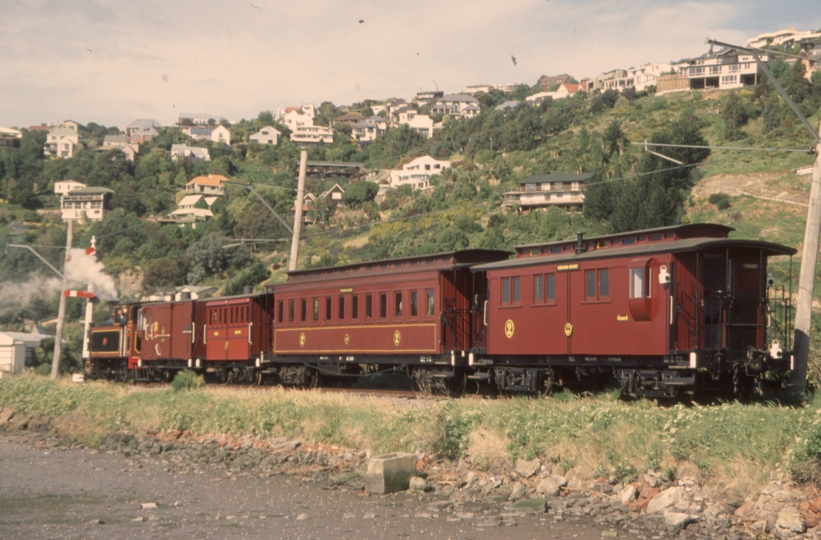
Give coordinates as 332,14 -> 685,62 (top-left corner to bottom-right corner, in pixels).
695,171 -> 809,207
0,436 -> 651,540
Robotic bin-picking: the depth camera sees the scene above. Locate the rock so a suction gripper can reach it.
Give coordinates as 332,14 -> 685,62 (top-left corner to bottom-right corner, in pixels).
0,408 -> 15,425
618,484 -> 637,505
364,452 -> 417,494
86,519 -> 105,525
510,498 -> 548,514
773,489 -> 804,503
508,482 -> 526,502
537,476 -> 567,497
734,501 -> 756,517
776,506 -> 805,533
663,511 -> 696,532
515,458 -> 540,479
409,476 -> 431,492
643,473 -> 661,488
140,502 -> 157,510
465,471 -> 478,486
295,513 -> 309,521
646,486 -> 686,514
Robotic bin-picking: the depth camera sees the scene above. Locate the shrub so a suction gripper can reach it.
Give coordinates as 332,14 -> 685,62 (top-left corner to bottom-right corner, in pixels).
171,370 -> 205,392
34,363 -> 51,376
708,193 -> 731,210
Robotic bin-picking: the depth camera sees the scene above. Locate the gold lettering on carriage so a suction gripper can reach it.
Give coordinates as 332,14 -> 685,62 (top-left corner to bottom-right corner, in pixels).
504,319 -> 515,339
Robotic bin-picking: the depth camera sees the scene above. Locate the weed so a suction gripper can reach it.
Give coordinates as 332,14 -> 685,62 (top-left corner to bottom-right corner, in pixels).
171,370 -> 205,392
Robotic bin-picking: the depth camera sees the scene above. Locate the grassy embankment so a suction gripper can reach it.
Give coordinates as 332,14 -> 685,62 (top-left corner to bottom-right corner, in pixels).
3,373 -> 821,491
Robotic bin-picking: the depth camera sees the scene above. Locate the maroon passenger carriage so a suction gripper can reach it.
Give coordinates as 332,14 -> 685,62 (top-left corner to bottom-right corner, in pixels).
262,250 -> 509,391
471,224 -> 795,398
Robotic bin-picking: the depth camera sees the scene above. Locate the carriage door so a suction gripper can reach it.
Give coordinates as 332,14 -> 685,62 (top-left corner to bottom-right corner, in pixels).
701,253 -> 727,350
727,252 -> 763,351
206,305 -> 228,362
562,265 -> 575,355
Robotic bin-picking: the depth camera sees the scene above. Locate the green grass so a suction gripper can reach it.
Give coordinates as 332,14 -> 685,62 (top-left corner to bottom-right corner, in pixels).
2,374 -> 819,490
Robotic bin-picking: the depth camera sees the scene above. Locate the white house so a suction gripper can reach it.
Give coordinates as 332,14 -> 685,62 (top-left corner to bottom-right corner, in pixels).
681,48 -> 768,90
526,82 -> 581,104
402,114 -> 436,138
249,126 -> 281,145
170,144 -> 211,162
0,331 -> 49,374
600,63 -> 675,92
125,119 -> 161,143
277,104 -> 316,121
44,128 -> 79,159
211,125 -> 231,144
290,125 -> 333,146
60,187 -> 114,221
280,109 -> 314,130
352,116 -> 387,143
748,28 -> 821,48
464,83 -> 519,94
431,94 -> 481,119
177,113 -> 226,126
389,156 -> 451,190
167,194 -> 215,226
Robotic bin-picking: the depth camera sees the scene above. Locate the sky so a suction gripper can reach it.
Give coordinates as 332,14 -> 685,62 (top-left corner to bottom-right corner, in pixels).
1,0 -> 820,130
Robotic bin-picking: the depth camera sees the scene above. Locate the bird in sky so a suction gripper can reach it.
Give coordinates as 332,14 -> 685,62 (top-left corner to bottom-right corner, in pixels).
511,55 -> 517,66
359,19 -> 364,23
250,2 -> 261,9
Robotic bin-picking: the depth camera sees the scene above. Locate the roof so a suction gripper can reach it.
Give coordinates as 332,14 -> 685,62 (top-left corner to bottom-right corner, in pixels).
561,83 -> 581,92
103,134 -> 129,144
63,187 -> 115,195
170,208 -> 213,217
495,101 -> 521,111
0,331 -> 49,348
187,174 -> 227,187
127,119 -> 161,128
177,194 -> 203,206
306,161 -> 363,168
438,93 -> 480,103
517,172 -> 594,184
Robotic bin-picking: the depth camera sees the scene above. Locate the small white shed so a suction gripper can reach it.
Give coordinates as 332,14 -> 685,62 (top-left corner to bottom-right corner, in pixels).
0,332 -> 48,374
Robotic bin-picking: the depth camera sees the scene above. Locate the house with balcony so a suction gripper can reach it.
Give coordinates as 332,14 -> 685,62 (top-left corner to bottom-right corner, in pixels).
54,180 -> 86,196
803,45 -> 821,80
681,48 -> 768,90
537,74 -> 574,90
249,126 -> 281,145
164,194 -> 217,227
101,135 -> 139,162
748,28 -> 821,48
125,119 -> 161,143
43,128 -> 79,159
185,174 -> 227,196
277,104 -> 316,121
431,94 -> 481,119
177,113 -> 226,126
290,125 -> 333,146
60,187 -> 114,221
600,63 -> 675,93
389,156 -> 451,190
464,83 -> 519,95
303,161 -> 363,180
170,144 -> 210,162
502,172 -> 593,213
352,115 -> 387,143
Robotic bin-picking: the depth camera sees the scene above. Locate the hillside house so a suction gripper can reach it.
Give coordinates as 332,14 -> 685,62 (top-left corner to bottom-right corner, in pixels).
431,94 -> 481,119
416,90 -> 443,102
249,126 -> 281,145
166,194 -> 216,227
125,119 -> 161,143
333,113 -> 365,126
277,104 -> 316,121
320,183 -> 345,210
601,63 -> 675,92
352,115 -> 387,143
43,128 -> 79,158
502,172 -> 593,213
389,156 -> 451,190
803,45 -> 821,80
54,120 -> 82,132
465,83 -> 518,94
60,187 -> 114,221
303,161 -> 363,180
54,180 -> 86,195
177,113 -> 226,126
290,125 -> 333,146
402,113 -> 436,138
748,28 -> 821,48
525,83 -> 580,104
185,174 -> 227,196
170,144 -> 210,162
681,48 -> 768,90
101,134 -> 139,162
537,74 -> 573,90
0,128 -> 21,148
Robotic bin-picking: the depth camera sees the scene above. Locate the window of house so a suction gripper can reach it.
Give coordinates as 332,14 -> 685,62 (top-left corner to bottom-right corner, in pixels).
338,296 -> 345,320
351,296 -> 359,319
365,295 -> 372,319
410,291 -> 418,317
379,293 -> 387,318
395,292 -> 403,318
426,289 -> 435,316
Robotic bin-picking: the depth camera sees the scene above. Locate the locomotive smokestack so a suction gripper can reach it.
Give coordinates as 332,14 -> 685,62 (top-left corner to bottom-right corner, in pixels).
575,232 -> 586,255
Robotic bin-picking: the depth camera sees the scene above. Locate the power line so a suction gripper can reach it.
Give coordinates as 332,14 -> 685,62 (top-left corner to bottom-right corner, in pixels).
632,141 -> 815,154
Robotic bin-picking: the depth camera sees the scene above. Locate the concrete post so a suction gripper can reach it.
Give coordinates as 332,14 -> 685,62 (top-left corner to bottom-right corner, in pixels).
51,219 -> 73,379
289,151 -> 307,272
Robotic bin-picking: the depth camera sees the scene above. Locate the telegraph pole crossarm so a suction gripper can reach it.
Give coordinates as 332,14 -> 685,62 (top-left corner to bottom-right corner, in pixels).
5,243 -> 63,279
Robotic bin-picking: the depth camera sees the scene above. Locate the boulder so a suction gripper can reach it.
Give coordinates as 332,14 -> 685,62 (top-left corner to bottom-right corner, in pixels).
776,506 -> 805,533
663,511 -> 696,532
508,482 -> 526,501
537,476 -> 567,497
646,486 -> 686,514
364,453 -> 417,494
618,484 -> 637,505
515,458 -> 541,479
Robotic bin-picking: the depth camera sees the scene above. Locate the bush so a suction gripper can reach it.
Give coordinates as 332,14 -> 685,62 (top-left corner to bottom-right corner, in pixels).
171,370 -> 205,392
708,193 -> 731,210
34,363 -> 51,376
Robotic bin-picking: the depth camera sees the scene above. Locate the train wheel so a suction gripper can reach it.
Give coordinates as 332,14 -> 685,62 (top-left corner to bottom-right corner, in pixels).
540,369 -> 556,397
448,370 -> 467,396
255,371 -> 266,386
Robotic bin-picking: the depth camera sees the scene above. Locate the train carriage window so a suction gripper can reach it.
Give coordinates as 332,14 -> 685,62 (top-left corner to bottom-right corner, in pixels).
395,292 -> 403,318
512,277 -> 521,304
288,299 -> 295,323
410,291 -> 418,317
300,299 -> 307,322
379,293 -> 387,319
338,296 -> 345,321
502,278 -> 511,304
277,301 -> 283,323
547,274 -> 555,301
246,306 -> 250,322
352,296 -> 359,319
534,275 -> 543,302
630,268 -> 645,298
599,269 -> 609,298
426,289 -> 435,316
586,270 -> 596,299
325,297 -> 332,321
365,295 -> 373,319
313,298 -> 319,321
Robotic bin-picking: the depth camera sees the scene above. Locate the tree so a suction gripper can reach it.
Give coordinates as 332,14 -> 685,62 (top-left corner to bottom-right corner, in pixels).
762,95 -> 782,133
342,181 -> 379,208
721,92 -> 750,141
143,257 -> 188,292
186,232 -> 252,284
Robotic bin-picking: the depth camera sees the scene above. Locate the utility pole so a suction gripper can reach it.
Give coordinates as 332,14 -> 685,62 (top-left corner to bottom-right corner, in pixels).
289,151 -> 308,272
51,219 -> 73,380
791,124 -> 821,391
